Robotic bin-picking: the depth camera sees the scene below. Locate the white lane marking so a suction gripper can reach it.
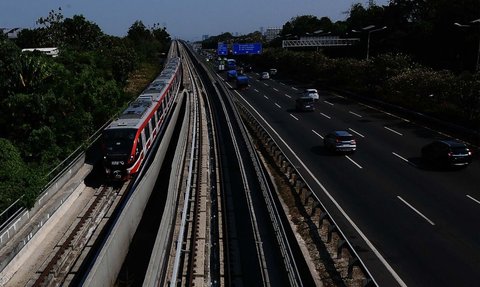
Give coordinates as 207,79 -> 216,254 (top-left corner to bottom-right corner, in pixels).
312,130 -> 324,139
320,112 -> 331,119
392,152 -> 409,163
264,83 -> 269,87
349,111 -> 362,117
397,196 -> 435,226
235,91 -> 406,287
254,89 -> 259,92
273,88 -> 279,92
324,100 -> 334,106
280,82 -> 286,86
292,87 -> 298,90
348,128 -> 365,138
290,114 -> 299,121
345,155 -> 363,169
226,82 -> 233,88
264,95 -> 269,99
384,126 -> 403,136
285,94 -> 292,98
467,195 -> 480,205
275,103 -> 282,108
332,92 -> 345,98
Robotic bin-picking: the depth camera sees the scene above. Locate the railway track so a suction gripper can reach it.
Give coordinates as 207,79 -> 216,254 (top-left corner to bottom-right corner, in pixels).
165,42 -> 225,286
30,182 -> 129,286
179,42 -> 308,286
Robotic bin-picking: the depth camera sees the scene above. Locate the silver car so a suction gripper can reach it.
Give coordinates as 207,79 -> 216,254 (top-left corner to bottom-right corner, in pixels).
324,130 -> 356,153
303,88 -> 319,101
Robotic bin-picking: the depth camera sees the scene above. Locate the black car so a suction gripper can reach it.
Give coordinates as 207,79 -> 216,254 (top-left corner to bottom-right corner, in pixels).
421,140 -> 472,168
295,97 -> 315,112
324,130 -> 356,153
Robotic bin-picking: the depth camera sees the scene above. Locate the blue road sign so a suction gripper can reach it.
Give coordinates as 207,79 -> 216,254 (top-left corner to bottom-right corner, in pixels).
217,42 -> 228,55
232,43 -> 262,55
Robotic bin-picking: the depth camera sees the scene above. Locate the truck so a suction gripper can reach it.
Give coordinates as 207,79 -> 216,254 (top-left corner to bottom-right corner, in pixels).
236,74 -> 249,90
227,69 -> 238,81
226,58 -> 236,70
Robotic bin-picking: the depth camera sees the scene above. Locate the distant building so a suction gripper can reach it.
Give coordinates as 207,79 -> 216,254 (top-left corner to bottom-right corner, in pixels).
22,48 -> 59,57
202,34 -> 209,41
265,27 -> 282,42
1,27 -> 21,39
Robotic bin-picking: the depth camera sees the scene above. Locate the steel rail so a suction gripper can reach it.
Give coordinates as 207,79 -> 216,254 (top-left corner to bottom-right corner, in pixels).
169,52 -> 200,287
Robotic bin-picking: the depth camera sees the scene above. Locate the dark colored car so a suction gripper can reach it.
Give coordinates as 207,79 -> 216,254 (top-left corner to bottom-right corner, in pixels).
295,97 -> 315,112
421,139 -> 472,168
324,131 -> 356,153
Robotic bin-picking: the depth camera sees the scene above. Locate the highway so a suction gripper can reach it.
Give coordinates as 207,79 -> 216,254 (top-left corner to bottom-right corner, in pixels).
229,72 -> 480,287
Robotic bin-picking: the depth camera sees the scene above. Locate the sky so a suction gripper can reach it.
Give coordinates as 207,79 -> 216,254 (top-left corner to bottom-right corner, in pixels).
0,0 -> 390,41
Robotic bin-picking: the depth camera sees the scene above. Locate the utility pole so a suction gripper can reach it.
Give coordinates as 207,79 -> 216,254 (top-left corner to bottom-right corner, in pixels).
454,19 -> 480,72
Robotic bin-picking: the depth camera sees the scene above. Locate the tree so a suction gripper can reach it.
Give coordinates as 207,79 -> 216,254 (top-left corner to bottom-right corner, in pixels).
0,138 -> 44,210
281,15 -> 324,37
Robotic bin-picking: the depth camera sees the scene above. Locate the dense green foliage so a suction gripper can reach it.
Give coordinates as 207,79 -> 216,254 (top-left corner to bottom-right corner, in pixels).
247,49 -> 480,130
0,10 -> 170,211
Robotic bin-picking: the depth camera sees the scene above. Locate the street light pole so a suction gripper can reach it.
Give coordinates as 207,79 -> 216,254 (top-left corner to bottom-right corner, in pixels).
352,25 -> 387,60
366,26 -> 387,61
454,19 -> 480,72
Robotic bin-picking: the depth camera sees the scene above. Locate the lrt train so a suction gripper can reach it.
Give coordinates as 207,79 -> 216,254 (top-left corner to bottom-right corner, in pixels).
102,54 -> 182,180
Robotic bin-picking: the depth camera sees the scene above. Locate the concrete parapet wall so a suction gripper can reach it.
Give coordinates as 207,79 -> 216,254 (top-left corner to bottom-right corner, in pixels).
0,152 -> 91,275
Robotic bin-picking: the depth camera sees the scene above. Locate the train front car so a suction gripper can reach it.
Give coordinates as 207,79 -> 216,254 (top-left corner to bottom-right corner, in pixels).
102,127 -> 139,180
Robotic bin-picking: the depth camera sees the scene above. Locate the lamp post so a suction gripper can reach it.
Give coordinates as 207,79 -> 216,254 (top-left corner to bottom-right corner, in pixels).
454,19 -> 480,72
352,25 -> 387,60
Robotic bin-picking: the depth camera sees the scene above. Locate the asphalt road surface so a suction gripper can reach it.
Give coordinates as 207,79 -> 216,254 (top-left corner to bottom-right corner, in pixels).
224,72 -> 480,287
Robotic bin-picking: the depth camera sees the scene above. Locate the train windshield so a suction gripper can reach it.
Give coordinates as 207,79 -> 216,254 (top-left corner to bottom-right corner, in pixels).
103,128 -> 137,155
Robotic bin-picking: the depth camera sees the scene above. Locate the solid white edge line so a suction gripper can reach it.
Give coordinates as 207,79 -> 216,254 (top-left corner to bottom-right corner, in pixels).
235,91 -> 406,287
348,128 -> 365,138
345,155 -> 363,169
285,94 -> 292,98
312,130 -> 324,139
397,196 -> 435,226
320,112 -> 331,119
467,195 -> 480,205
384,126 -> 403,136
290,114 -> 299,121
275,103 -> 282,108
226,82 -> 232,88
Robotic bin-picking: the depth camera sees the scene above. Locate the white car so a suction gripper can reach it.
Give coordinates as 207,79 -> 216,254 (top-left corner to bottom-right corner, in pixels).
303,89 -> 319,101
260,72 -> 270,80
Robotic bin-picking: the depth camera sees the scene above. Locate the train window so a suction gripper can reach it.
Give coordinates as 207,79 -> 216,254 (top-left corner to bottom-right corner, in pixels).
158,104 -> 163,117
103,128 -> 136,155
144,122 -> 151,140
151,113 -> 157,127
